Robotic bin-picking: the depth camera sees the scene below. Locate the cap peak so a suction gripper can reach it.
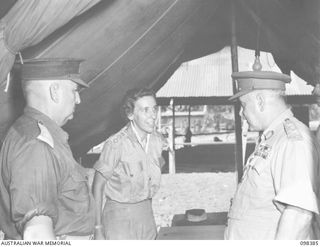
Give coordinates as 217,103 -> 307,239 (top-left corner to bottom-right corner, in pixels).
19,58 -> 89,88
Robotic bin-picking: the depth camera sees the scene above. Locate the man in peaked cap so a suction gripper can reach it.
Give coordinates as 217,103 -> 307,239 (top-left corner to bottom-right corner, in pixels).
225,69 -> 320,239
0,58 -> 95,240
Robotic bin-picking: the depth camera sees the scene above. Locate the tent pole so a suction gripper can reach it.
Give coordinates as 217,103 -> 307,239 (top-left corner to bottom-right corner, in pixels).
169,98 -> 176,174
158,105 -> 162,130
188,105 -> 191,127
230,0 -> 243,183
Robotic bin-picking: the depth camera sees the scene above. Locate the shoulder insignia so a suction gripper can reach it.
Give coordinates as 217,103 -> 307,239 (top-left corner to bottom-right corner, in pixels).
14,116 -> 40,139
153,131 -> 170,151
155,129 -> 169,139
108,130 -> 126,146
283,118 -> 303,141
254,143 -> 272,159
263,130 -> 274,141
36,121 -> 54,148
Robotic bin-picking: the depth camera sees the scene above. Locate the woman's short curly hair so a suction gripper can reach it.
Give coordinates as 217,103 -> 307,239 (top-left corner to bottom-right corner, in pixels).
121,87 -> 156,120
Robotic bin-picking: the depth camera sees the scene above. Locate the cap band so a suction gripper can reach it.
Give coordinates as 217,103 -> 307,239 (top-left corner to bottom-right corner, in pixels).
237,78 -> 286,91
229,70 -> 291,101
22,62 -> 81,79
19,58 -> 89,88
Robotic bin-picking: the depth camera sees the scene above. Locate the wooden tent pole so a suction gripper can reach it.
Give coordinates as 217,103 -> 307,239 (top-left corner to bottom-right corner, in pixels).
230,0 -> 243,183
158,105 -> 162,130
188,105 -> 191,127
169,98 -> 176,174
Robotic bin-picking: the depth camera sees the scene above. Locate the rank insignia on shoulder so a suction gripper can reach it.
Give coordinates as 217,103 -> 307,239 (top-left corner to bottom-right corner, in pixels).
283,119 -> 303,141
109,136 -> 119,145
263,130 -> 274,141
103,138 -> 118,150
108,131 -> 125,146
254,144 -> 272,159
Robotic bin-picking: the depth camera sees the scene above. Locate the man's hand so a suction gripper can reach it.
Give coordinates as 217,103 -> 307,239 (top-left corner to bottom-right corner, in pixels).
276,205 -> 313,239
94,228 -> 105,240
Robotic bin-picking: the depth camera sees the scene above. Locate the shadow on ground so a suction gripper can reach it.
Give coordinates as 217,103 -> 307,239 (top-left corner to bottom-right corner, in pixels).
162,143 -> 256,173
81,143 -> 256,173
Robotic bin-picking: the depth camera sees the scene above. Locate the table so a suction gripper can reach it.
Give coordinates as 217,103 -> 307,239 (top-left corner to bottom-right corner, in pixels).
157,225 -> 225,240
171,212 -> 228,226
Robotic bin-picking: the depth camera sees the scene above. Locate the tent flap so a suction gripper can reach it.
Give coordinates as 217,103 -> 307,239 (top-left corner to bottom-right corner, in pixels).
0,0 -> 100,88
0,0 -> 319,157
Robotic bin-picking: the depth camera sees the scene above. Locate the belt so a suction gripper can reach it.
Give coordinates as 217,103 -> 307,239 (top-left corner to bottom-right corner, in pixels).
56,234 -> 93,240
106,198 -> 151,205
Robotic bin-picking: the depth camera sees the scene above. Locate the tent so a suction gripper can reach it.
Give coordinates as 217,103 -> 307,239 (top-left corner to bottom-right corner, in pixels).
0,0 -> 319,157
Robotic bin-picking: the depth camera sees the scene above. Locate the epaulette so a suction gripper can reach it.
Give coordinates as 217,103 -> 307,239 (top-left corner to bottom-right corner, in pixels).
283,118 -> 303,141
107,129 -> 126,147
14,116 -> 40,140
36,121 -> 54,148
154,129 -> 165,139
154,130 -> 170,150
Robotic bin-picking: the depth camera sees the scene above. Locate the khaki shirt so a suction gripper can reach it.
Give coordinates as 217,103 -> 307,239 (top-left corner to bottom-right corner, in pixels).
0,107 -> 95,239
94,123 -> 166,203
226,109 -> 320,239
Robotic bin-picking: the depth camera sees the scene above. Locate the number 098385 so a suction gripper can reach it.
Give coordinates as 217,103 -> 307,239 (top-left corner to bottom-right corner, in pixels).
300,241 -> 318,246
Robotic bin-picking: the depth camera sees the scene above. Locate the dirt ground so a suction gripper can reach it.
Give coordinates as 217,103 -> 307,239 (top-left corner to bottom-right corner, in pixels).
88,169 -> 237,228
0,171 -> 236,239
152,172 -> 237,228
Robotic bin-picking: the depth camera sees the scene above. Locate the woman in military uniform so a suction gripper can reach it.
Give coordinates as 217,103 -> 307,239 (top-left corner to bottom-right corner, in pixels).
92,88 -> 167,240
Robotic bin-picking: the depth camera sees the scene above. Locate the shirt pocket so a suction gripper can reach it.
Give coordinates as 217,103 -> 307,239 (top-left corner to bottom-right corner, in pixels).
120,152 -> 142,174
251,156 -> 268,176
60,168 -> 90,213
120,156 -> 146,199
130,168 -> 146,198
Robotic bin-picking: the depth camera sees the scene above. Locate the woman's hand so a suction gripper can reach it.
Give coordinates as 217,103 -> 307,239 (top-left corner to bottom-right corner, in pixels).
94,227 -> 105,240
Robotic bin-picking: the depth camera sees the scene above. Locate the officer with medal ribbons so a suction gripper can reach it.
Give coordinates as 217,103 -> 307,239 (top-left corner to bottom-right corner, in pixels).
225,59 -> 320,239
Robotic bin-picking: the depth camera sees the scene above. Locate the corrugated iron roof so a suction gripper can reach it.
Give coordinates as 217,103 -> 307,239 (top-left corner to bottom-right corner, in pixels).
156,47 -> 313,98
156,64 -> 233,97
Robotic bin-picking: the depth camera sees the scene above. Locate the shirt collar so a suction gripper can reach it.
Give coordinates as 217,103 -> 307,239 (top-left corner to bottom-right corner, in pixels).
126,122 -> 153,151
129,121 -> 150,153
24,106 -> 69,142
261,107 -> 293,141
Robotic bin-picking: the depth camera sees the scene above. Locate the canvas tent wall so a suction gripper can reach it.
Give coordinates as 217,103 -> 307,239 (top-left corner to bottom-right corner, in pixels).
0,0 -> 319,158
